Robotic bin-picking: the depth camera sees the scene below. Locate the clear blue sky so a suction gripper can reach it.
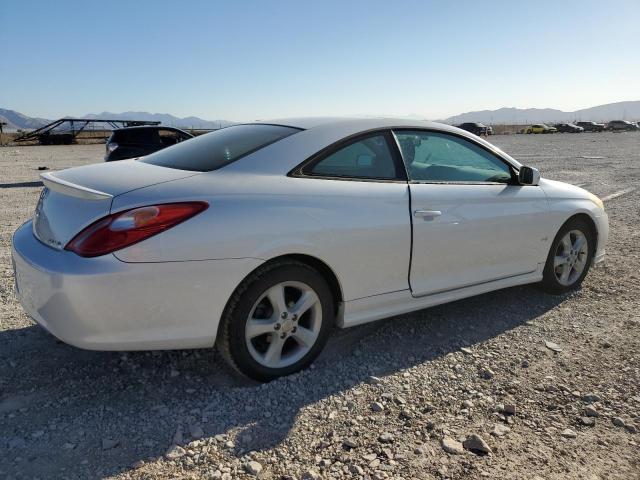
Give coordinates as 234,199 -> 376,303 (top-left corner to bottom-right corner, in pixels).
1,0 -> 638,121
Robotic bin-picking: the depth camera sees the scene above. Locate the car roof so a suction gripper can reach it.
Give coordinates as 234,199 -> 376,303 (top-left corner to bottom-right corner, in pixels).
221,117 -> 522,175
248,116 -> 458,132
114,125 -> 189,132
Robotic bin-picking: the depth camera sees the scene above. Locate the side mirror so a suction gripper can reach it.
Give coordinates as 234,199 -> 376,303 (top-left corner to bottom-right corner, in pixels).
518,165 -> 540,186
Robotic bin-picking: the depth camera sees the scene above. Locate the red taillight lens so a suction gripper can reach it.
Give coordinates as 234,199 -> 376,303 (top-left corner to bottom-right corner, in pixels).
65,202 -> 208,257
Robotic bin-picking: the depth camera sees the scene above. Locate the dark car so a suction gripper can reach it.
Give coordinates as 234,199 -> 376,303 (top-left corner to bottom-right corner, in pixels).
554,123 -> 584,133
105,126 -> 193,161
607,120 -> 639,132
576,121 -> 605,132
457,122 -> 489,136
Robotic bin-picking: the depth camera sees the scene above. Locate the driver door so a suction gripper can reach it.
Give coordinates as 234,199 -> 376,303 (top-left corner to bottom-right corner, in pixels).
394,130 -> 548,296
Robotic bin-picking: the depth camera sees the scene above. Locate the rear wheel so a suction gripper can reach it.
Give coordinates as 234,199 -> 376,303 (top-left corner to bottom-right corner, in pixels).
216,261 -> 334,381
541,218 -> 595,294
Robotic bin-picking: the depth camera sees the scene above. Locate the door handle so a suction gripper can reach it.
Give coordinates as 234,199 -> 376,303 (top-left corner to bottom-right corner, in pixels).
413,209 -> 442,218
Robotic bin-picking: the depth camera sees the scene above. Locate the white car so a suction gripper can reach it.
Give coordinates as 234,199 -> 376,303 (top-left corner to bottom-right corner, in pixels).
12,118 -> 608,381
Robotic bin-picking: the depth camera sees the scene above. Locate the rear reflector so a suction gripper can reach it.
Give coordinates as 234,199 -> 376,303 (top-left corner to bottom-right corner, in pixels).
65,202 -> 208,257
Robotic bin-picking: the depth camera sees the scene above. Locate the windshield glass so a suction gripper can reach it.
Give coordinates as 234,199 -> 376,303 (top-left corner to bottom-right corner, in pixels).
141,124 -> 301,171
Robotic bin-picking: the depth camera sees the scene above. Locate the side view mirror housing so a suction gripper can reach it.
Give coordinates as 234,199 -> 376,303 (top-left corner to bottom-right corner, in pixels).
518,166 -> 540,186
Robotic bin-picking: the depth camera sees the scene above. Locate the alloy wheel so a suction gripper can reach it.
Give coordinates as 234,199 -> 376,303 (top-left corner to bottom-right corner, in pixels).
245,281 -> 322,369
553,230 -> 589,286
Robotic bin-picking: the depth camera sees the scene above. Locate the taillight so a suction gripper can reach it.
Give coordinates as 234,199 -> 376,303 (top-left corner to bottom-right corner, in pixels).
65,202 -> 208,257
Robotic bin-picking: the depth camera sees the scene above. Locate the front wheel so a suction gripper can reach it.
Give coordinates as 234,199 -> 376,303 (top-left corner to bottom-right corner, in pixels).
541,218 -> 595,294
216,261 -> 334,381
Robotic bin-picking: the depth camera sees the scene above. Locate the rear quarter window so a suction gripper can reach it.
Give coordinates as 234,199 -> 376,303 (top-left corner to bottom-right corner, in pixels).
113,128 -> 161,144
140,124 -> 301,172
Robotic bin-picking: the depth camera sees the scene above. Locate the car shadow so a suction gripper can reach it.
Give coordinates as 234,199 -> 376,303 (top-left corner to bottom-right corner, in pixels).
0,284 -> 567,479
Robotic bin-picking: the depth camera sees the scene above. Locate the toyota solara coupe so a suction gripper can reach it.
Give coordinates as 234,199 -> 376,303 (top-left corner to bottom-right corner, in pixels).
12,118 -> 608,381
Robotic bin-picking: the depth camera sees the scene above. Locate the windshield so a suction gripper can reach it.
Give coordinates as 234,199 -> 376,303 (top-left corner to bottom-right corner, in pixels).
141,124 -> 301,171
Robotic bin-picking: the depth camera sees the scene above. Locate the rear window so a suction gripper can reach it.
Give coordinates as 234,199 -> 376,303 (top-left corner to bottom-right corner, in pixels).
140,124 -> 301,172
112,128 -> 161,144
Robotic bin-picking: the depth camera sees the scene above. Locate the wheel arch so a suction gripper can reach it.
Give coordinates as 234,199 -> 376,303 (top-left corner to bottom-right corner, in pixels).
558,212 -> 598,252
219,253 -> 344,331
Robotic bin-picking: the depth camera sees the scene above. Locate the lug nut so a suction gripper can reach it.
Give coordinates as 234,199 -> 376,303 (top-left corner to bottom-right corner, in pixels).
274,323 -> 281,330
281,312 -> 288,319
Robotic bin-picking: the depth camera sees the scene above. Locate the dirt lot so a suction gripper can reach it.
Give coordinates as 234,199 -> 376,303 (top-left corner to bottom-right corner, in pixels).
1,133 -> 639,480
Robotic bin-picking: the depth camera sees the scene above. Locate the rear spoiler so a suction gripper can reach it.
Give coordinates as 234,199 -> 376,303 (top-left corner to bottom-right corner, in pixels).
40,172 -> 113,201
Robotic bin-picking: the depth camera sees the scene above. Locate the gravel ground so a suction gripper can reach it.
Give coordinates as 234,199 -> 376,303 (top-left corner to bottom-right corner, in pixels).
1,133 -> 639,480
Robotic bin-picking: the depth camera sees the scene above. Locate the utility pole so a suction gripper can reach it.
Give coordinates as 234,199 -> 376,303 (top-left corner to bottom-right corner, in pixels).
0,121 -> 6,146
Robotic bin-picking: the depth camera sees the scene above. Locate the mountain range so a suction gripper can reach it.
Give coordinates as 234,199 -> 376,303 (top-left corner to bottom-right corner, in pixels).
443,101 -> 640,125
2,101 -> 639,131
0,109 -> 233,131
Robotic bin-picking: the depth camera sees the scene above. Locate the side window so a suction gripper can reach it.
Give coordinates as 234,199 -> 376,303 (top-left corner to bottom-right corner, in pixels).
305,134 -> 399,180
394,130 -> 513,183
159,129 -> 182,146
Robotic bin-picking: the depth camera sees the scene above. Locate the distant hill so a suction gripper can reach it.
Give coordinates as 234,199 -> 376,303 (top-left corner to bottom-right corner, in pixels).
443,101 -> 640,125
4,101 -> 640,132
0,108 -> 50,130
0,108 -> 234,131
82,111 -> 234,130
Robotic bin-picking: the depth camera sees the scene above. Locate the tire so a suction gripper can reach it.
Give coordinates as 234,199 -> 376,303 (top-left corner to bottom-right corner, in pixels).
541,217 -> 595,294
216,260 -> 334,382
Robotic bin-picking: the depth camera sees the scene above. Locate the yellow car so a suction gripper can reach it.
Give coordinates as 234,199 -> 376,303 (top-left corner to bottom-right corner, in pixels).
527,124 -> 557,134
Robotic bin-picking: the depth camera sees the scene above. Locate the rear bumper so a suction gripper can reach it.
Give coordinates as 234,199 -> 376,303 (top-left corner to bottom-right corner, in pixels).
11,220 -> 263,350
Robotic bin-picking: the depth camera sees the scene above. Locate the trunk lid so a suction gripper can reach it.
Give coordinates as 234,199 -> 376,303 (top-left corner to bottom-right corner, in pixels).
33,160 -> 197,250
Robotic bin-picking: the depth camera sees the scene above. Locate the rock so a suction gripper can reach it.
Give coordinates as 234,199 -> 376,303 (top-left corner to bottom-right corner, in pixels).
343,438 -> 358,449
190,424 -> 204,439
480,368 -> 495,380
363,453 -> 378,462
368,376 -> 382,384
582,393 -> 601,404
545,341 -> 563,352
580,417 -> 595,427
378,432 -> 394,443
441,436 -> 465,455
301,469 -> 322,480
491,425 -> 511,437
102,438 -> 119,450
561,429 -> 577,438
463,434 -> 492,455
462,400 -> 474,409
503,404 -> 517,415
173,425 -> 184,444
584,405 -> 599,417
37,166 -> 49,171
612,417 -> 626,428
348,464 -> 364,475
164,444 -> 186,460
460,347 -> 473,354
244,461 -> 263,476
394,395 -> 407,405
371,402 -> 384,412
626,424 -> 638,434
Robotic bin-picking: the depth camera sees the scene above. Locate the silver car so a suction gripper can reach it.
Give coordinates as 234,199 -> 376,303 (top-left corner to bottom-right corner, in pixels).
12,118 -> 608,381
